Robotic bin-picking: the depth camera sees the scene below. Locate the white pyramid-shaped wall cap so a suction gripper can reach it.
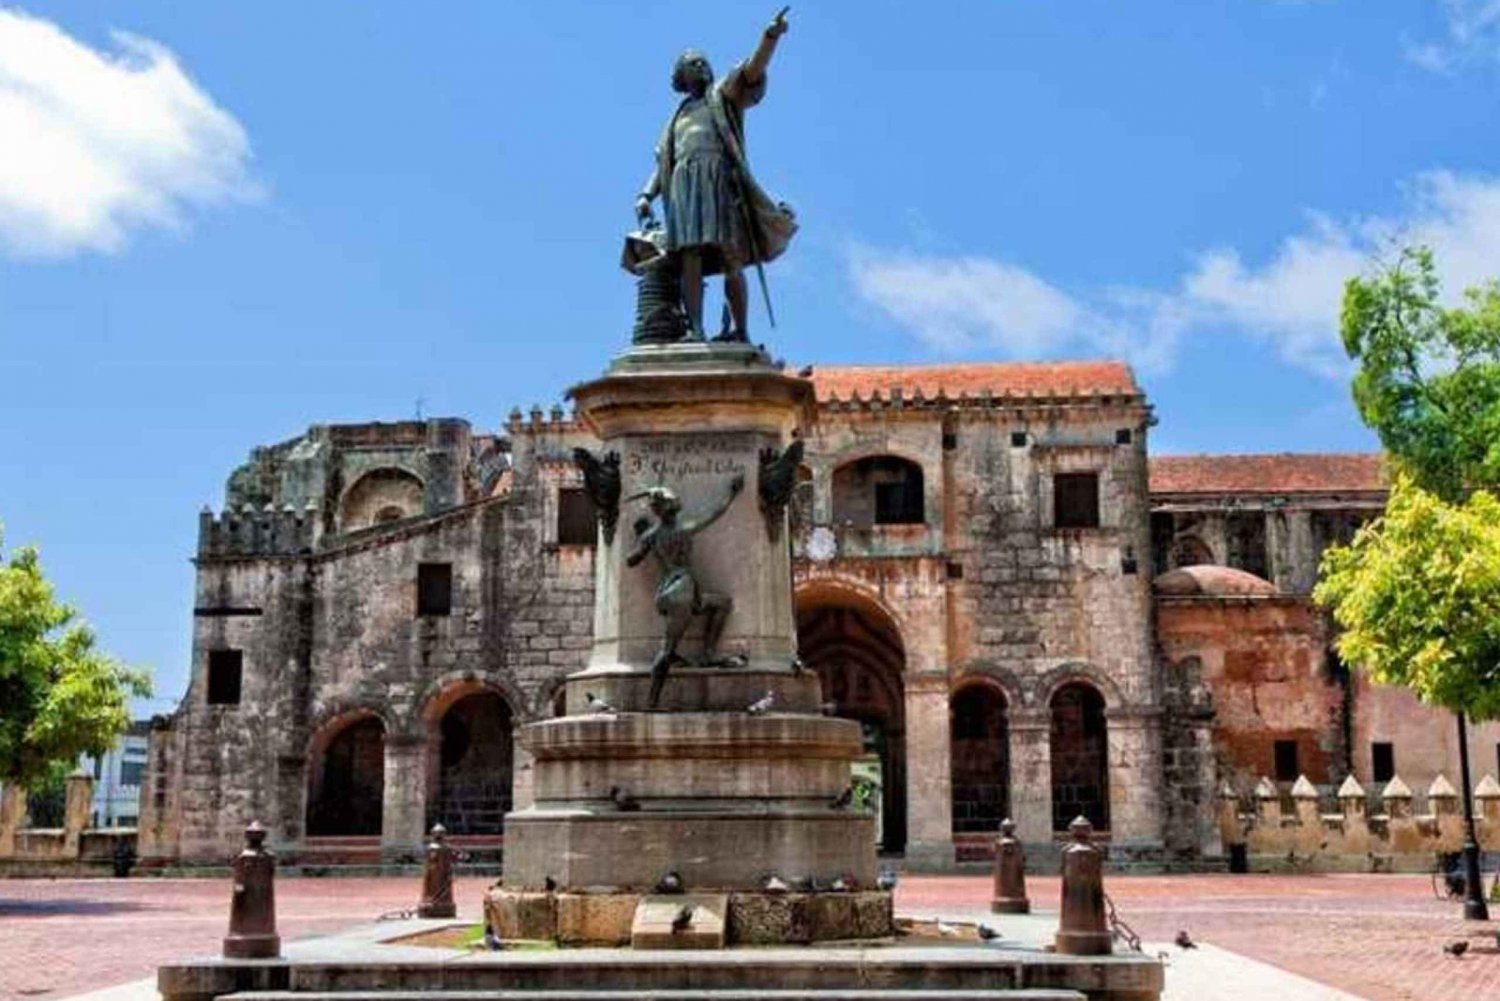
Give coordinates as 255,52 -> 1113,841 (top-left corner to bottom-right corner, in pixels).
1475,774 -> 1500,798
1428,774 -> 1457,798
1337,775 -> 1365,798
1290,775 -> 1319,799
1383,775 -> 1412,798
1254,776 -> 1278,798
1218,779 -> 1238,799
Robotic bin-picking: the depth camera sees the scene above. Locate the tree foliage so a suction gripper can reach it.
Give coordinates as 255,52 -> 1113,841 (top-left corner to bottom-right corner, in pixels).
0,527 -> 151,788
1341,245 -> 1500,501
1316,477 -> 1500,721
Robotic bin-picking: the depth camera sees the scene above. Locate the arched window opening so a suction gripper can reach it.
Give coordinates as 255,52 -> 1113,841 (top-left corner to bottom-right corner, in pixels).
950,685 -> 1010,833
340,468 -> 424,532
428,691 -> 513,836
307,715 -> 385,837
831,456 -> 924,528
1050,682 -> 1109,833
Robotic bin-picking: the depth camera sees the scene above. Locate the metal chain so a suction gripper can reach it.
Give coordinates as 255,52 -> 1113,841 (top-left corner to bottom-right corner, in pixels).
1103,891 -> 1143,953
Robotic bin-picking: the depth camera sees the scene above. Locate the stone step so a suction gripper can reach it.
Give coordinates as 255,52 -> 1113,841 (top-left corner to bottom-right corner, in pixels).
227,991 -> 1086,1001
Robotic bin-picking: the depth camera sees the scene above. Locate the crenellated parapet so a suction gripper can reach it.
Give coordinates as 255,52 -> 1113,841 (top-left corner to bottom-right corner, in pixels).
198,502 -> 321,559
1218,772 -> 1500,871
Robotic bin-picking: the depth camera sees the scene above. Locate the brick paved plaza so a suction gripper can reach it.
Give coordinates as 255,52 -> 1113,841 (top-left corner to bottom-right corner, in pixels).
0,873 -> 1495,1001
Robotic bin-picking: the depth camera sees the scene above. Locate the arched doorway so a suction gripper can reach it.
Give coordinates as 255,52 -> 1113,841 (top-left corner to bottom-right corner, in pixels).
426,689 -> 514,835
306,713 -> 385,836
950,684 -> 1010,833
1050,681 -> 1109,833
795,583 -> 906,852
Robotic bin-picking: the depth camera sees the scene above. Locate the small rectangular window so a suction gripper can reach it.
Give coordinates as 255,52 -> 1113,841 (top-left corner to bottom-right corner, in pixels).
557,488 -> 597,546
1371,742 -> 1395,784
1274,739 -> 1300,782
1115,428 -> 1133,445
1053,472 -> 1100,529
417,562 -> 453,617
207,649 -> 243,705
946,561 -> 964,580
120,761 -> 147,786
1010,431 -> 1028,448
874,479 -> 924,525
942,432 -> 958,451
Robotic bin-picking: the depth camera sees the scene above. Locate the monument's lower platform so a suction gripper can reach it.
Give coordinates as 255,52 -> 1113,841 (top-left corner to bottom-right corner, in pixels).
160,939 -> 1163,1001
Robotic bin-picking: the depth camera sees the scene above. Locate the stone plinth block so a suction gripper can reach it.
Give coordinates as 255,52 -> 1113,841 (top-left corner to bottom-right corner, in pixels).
569,354 -> 813,675
631,893 -> 728,949
556,892 -> 640,945
503,809 -> 877,892
524,711 -> 863,804
485,889 -> 556,942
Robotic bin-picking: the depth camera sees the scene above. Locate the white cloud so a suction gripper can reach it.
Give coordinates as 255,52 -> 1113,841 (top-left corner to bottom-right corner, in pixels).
849,171 -> 1500,379
0,9 -> 256,259
1404,0 -> 1500,72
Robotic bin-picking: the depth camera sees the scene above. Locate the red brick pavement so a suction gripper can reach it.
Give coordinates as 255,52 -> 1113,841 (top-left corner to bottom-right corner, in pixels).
0,874 -> 1495,1001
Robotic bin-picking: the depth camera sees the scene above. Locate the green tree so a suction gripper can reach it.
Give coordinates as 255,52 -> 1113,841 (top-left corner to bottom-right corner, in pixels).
1341,245 -> 1500,502
1314,478 -> 1500,721
0,526 -> 151,789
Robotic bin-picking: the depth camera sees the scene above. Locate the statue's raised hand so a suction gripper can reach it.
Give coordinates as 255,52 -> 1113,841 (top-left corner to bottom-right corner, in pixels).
635,195 -> 656,226
765,7 -> 789,39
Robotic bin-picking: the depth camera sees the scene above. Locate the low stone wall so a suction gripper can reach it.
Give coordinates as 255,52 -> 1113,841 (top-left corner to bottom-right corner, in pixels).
0,773 -> 140,876
1218,772 -> 1500,872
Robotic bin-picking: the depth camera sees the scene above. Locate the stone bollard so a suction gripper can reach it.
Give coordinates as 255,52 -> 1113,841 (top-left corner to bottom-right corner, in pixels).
0,784 -> 23,857
1253,776 -> 1281,824
1336,774 -> 1369,855
223,821 -> 280,959
990,818 -> 1030,914
1054,816 -> 1111,956
1427,774 -> 1459,817
1215,780 -> 1242,849
418,824 -> 458,919
1381,775 -> 1412,820
1475,775 -> 1500,831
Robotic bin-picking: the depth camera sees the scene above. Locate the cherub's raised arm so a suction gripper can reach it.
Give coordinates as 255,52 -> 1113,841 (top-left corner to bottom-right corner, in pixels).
686,473 -> 745,534
742,7 -> 789,85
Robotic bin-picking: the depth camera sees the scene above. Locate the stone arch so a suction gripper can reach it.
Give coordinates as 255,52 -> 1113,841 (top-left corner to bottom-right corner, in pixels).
306,709 -> 386,837
339,467 -> 425,532
1049,680 -> 1110,833
830,453 -> 926,528
1033,662 -> 1125,712
795,578 -> 907,852
949,677 -> 1011,834
422,678 -> 517,836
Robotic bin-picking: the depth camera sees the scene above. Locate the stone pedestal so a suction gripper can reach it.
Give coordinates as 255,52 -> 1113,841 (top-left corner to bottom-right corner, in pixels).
223,822 -> 280,960
499,344 -> 888,942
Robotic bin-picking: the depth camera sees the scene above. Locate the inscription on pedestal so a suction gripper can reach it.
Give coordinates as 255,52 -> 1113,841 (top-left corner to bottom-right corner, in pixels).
625,433 -> 753,485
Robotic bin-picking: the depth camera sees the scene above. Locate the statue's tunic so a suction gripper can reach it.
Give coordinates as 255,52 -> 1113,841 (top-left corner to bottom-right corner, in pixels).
651,64 -> 797,275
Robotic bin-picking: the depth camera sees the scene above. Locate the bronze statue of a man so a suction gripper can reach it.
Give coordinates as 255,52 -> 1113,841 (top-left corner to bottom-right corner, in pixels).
635,9 -> 797,342
625,474 -> 744,707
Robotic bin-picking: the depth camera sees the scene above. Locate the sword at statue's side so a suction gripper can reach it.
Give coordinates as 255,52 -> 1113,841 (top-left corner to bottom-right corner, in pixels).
732,175 -> 777,330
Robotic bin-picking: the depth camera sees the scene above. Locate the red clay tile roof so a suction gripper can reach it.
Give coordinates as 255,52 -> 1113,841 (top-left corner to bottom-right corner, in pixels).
1149,453 -> 1386,496
809,360 -> 1139,401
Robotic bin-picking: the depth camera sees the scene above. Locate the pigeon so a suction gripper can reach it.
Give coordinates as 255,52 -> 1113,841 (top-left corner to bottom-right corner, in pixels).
936,920 -> 959,937
1443,940 -> 1469,957
747,690 -> 775,715
763,874 -> 790,894
790,656 -> 806,675
876,869 -> 899,891
671,904 -> 694,933
798,365 -> 815,378
830,786 -> 854,809
610,786 -> 641,812
819,701 -> 839,716
543,875 -> 558,892
1174,930 -> 1197,950
976,923 -> 1000,942
830,875 -> 853,892
585,691 -> 615,714
654,870 -> 685,894
482,924 -> 503,951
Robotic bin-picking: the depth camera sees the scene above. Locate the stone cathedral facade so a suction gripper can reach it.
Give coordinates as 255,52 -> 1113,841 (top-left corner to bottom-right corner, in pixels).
137,359 -> 1500,869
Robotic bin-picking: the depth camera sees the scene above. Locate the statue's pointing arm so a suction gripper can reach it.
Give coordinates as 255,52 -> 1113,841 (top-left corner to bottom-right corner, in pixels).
745,8 -> 789,84
687,474 -> 746,534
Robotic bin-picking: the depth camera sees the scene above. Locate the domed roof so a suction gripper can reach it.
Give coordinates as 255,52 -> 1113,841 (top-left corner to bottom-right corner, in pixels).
1153,564 -> 1277,597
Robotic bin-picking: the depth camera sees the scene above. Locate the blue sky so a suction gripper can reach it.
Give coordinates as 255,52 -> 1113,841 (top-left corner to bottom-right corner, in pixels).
2,1 -> 1499,711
